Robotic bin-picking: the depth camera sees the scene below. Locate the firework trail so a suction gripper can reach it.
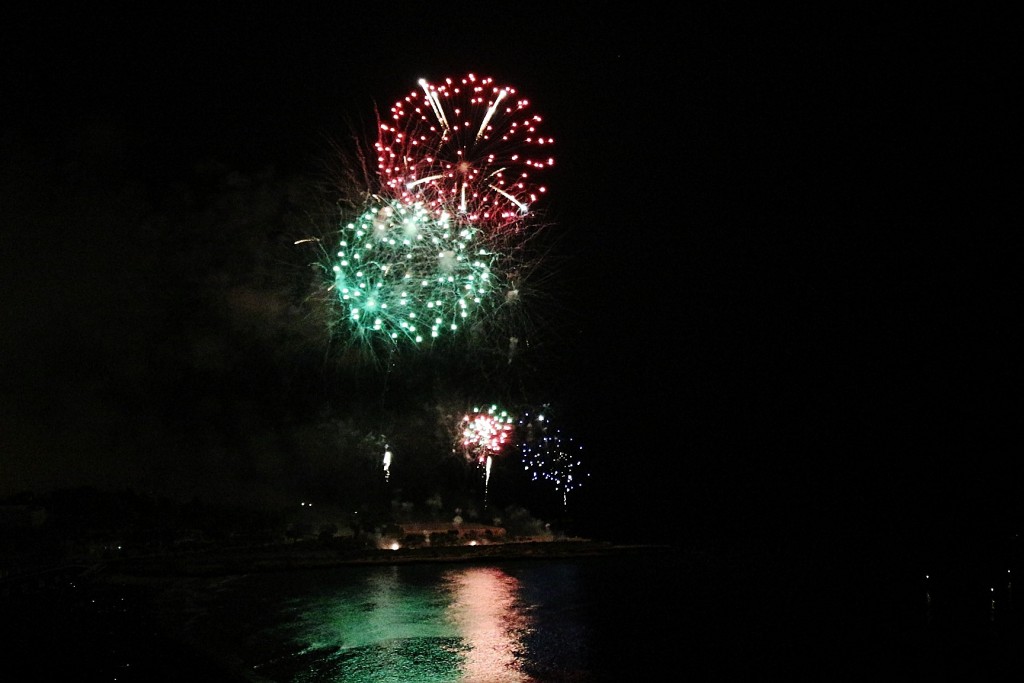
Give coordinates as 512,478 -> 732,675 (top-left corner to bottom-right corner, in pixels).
382,444 -> 392,482
375,73 -> 554,235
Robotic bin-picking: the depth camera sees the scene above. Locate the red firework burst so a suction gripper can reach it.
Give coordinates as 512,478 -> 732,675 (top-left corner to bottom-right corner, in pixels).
458,405 -> 514,464
375,73 -> 554,233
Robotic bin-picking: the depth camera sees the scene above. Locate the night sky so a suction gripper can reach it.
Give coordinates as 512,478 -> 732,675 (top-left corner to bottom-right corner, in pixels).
1,6 -> 1016,547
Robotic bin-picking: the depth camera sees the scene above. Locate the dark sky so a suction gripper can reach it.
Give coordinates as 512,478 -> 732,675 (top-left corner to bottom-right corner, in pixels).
1,6 -> 1017,544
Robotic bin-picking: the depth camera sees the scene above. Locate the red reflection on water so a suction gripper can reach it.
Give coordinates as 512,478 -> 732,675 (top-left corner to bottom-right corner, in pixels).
445,566 -> 536,682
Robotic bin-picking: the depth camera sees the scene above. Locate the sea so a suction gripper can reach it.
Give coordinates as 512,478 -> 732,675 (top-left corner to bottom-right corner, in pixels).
4,540 -> 1023,681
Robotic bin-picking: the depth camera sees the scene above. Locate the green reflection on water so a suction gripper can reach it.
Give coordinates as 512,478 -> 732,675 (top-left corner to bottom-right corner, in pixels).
257,565 -> 535,682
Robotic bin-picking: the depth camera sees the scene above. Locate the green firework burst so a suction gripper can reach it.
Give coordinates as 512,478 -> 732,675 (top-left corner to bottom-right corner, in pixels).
327,197 -> 505,347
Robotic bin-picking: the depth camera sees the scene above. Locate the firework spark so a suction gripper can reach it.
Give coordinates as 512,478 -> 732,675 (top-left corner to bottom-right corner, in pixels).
518,413 -> 587,509
459,404 -> 515,464
324,196 -> 506,347
455,405 -> 514,511
375,73 -> 554,234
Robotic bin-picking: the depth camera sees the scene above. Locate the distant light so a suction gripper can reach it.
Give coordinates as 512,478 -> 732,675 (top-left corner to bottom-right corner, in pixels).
390,542 -> 401,551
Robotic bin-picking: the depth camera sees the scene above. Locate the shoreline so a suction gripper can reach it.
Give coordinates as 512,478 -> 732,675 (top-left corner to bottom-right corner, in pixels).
94,538 -> 680,580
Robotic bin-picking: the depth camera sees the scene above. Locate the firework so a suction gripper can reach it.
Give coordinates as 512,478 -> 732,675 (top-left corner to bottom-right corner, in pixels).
518,413 -> 587,509
382,444 -> 393,482
458,404 -> 515,464
375,73 -> 554,234
456,404 -> 515,510
325,196 -> 506,347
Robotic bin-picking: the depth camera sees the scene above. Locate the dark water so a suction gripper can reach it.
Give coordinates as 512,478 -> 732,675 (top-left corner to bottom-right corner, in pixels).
5,543 -> 1024,681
